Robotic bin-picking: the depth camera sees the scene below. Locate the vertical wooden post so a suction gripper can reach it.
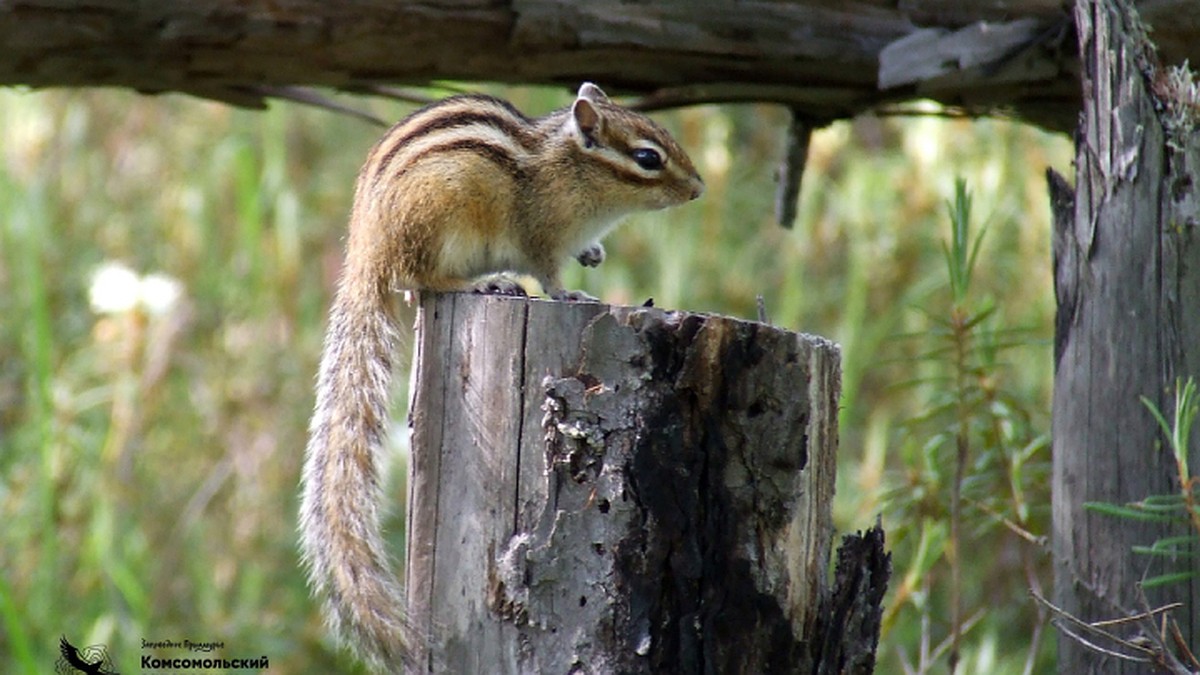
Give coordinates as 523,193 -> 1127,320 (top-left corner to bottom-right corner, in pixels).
1053,0 -> 1200,670
404,293 -> 867,673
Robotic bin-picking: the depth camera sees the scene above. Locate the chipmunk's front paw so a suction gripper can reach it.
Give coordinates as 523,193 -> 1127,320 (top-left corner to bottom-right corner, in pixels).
473,277 -> 528,297
575,243 -> 605,268
550,288 -> 599,303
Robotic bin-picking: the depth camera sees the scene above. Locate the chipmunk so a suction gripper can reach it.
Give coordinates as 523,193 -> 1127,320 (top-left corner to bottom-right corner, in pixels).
298,82 -> 703,673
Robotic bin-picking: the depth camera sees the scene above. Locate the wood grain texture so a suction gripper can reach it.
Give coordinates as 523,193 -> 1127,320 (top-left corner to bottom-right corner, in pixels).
1052,0 -> 1200,671
404,292 -> 863,673
3,0 -> 1195,131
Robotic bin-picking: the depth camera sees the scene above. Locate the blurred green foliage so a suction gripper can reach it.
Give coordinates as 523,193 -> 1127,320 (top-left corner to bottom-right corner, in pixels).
0,86 -> 1071,673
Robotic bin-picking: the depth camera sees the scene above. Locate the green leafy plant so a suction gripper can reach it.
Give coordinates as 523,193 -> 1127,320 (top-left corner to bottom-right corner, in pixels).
882,179 -> 1052,674
1085,377 -> 1199,588
1041,377 -> 1200,670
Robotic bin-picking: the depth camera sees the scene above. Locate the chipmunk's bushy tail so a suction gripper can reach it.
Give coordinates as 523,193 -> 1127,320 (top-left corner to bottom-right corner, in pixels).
299,276 -> 415,674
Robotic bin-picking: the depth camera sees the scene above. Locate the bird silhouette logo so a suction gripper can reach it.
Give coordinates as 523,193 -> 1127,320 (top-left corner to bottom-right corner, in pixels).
56,635 -> 119,675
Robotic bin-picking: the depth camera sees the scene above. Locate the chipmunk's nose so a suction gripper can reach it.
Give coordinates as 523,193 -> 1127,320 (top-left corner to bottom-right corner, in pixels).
689,176 -> 705,201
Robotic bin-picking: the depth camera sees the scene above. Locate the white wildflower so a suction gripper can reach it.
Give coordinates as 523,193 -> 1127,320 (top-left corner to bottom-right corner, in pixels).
89,262 -> 140,314
89,262 -> 184,316
139,273 -> 183,316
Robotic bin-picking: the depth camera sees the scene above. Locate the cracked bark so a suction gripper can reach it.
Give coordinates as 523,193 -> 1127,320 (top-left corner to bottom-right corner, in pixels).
1051,0 -> 1200,671
405,293 -> 871,674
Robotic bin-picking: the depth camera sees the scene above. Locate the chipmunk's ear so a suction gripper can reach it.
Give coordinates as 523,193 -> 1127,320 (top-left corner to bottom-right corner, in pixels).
572,85 -> 607,147
576,82 -> 609,104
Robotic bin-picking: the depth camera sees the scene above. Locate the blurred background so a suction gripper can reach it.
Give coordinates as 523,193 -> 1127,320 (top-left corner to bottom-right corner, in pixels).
0,85 -> 1070,673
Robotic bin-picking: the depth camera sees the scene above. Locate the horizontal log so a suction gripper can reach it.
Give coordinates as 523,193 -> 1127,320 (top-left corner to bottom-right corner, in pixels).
4,0 -> 1196,130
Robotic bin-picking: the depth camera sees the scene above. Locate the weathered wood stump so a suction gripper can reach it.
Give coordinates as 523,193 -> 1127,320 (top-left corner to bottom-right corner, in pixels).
405,292 -> 873,673
1051,1 -> 1200,671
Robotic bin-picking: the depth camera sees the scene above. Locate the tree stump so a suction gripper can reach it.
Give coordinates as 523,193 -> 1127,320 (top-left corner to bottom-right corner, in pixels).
404,292 -> 874,673
1052,0 -> 1200,670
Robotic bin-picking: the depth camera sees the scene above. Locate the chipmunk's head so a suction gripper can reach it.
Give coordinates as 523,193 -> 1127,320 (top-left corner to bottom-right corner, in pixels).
568,82 -> 704,212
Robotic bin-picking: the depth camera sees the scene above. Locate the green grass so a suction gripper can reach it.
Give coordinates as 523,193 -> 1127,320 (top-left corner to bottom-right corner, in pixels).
0,87 -> 1071,673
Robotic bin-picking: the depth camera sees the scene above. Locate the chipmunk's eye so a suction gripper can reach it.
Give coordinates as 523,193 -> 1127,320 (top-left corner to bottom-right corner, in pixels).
631,148 -> 664,171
